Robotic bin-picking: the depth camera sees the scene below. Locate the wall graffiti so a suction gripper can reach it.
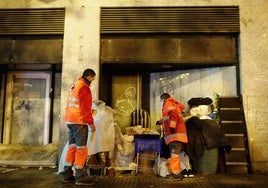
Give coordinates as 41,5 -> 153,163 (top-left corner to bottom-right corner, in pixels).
16,100 -> 31,111
114,86 -> 136,117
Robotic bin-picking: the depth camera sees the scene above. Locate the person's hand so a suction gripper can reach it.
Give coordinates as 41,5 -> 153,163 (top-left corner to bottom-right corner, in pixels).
156,120 -> 162,125
170,127 -> 175,134
156,121 -> 161,125
90,124 -> 96,132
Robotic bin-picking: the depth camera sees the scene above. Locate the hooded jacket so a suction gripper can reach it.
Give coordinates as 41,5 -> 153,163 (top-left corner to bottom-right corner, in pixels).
64,77 -> 94,125
162,97 -> 188,144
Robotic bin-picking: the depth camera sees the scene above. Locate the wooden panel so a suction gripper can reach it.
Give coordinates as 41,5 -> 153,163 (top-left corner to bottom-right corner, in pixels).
218,96 -> 241,108
101,35 -> 238,65
218,96 -> 252,174
220,110 -> 243,121
225,165 -> 248,174
220,122 -> 244,134
225,151 -> 247,162
226,136 -> 245,148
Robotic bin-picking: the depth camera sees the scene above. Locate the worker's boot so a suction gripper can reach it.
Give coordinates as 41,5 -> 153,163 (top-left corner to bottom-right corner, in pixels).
75,168 -> 95,186
169,154 -> 183,181
60,166 -> 75,183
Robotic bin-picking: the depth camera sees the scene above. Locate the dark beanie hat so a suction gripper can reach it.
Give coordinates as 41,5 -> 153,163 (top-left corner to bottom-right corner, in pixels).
187,97 -> 212,106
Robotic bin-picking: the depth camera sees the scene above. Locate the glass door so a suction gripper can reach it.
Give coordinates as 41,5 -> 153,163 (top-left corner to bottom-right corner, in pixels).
3,72 -> 51,145
112,74 -> 142,133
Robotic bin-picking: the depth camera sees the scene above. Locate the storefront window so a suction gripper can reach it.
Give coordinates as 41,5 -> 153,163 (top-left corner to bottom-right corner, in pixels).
150,66 -> 237,128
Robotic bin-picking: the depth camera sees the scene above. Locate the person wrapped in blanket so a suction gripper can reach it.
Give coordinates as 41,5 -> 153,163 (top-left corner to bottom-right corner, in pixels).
184,97 -> 231,174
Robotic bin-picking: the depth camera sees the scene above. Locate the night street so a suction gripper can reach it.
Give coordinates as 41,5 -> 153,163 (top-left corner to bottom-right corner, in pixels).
1,167 -> 268,188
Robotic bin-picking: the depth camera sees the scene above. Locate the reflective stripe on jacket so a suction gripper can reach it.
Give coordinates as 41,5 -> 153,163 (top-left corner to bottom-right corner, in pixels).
64,77 -> 93,124
162,97 -> 188,144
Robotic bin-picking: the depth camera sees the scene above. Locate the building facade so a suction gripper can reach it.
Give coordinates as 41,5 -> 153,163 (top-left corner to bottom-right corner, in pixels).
0,0 -> 267,173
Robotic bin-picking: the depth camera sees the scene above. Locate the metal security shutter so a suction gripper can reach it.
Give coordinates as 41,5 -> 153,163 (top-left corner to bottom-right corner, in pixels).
101,35 -> 238,66
0,8 -> 65,35
101,6 -> 239,33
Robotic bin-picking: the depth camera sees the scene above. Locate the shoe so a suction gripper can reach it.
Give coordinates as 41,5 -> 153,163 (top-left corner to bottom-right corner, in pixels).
181,169 -> 188,178
171,173 -> 183,181
76,179 -> 95,186
60,174 -> 76,183
60,166 -> 76,183
187,169 -> 194,178
75,168 -> 95,186
75,175 -> 96,186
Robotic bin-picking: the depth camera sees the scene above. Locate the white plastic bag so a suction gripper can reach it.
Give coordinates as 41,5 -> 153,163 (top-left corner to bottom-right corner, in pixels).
159,158 -> 170,177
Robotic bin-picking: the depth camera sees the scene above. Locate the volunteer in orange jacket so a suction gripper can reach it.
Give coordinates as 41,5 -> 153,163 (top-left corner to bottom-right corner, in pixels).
157,93 -> 188,180
61,69 -> 96,186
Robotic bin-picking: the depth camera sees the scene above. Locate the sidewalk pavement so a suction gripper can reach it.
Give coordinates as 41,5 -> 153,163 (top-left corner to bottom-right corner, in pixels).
1,167 -> 268,188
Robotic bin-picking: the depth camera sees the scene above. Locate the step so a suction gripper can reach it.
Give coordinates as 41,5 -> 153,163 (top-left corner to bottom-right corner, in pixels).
220,108 -> 241,110
218,96 -> 241,108
225,148 -> 247,162
225,134 -> 244,137
226,162 -> 247,165
221,121 -> 243,123
219,110 -> 243,121
220,121 -> 245,134
224,135 -> 245,148
225,163 -> 249,174
229,148 -> 246,151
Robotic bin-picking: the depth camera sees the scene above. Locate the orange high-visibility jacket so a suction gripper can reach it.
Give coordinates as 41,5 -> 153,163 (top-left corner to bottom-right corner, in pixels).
162,97 -> 188,144
64,77 -> 94,125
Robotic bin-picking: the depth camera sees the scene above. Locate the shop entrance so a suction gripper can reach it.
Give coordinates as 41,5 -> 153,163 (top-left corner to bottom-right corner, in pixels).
100,6 -> 240,133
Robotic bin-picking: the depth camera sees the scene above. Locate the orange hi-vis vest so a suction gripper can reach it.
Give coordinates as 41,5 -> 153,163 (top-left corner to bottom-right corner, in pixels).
64,78 -> 90,124
162,97 -> 188,145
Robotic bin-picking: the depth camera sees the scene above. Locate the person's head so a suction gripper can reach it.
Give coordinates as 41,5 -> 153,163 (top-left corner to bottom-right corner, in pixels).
160,93 -> 170,101
82,69 -> 96,83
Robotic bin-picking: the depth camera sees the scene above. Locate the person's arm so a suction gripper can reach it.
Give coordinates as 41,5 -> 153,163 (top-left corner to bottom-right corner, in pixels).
167,108 -> 179,133
78,85 -> 94,126
176,101 -> 185,113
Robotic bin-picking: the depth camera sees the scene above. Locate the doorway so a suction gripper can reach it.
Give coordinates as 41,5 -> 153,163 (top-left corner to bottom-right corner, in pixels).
3,72 -> 51,146
111,74 -> 141,132
100,65 -> 151,133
